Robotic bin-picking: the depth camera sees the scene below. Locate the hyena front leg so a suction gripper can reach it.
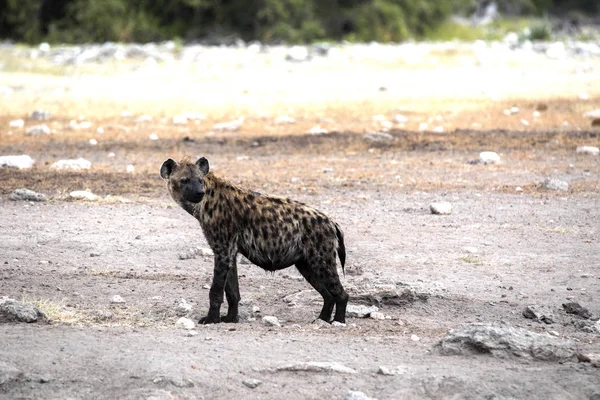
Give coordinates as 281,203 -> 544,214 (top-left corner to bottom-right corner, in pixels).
222,259 -> 240,323
200,247 -> 236,324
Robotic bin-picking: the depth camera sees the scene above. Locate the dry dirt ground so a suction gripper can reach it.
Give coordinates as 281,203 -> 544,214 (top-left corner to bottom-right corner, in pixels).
1,46 -> 600,399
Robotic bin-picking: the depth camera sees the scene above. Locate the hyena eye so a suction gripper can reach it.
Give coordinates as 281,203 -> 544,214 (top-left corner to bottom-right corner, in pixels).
180,178 -> 190,185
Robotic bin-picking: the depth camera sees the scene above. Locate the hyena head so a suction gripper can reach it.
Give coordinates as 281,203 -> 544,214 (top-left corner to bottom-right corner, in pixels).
160,156 -> 210,204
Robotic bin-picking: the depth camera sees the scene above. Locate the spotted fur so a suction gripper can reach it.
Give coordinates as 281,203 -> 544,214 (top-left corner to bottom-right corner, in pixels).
160,156 -> 348,324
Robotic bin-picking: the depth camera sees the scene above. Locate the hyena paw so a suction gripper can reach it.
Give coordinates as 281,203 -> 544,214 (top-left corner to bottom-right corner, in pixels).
199,314 -> 221,324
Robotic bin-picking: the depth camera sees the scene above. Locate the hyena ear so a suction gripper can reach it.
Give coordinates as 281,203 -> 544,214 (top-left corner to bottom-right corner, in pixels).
160,158 -> 177,179
196,157 -> 209,175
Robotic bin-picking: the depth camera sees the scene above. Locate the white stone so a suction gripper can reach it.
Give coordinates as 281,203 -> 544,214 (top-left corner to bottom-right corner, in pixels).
89,139 -> 98,146
175,299 -> 192,316
0,155 -> 34,169
149,133 -> 159,141
462,246 -> 479,254
274,115 -> 296,124
110,295 -> 125,304
243,379 -> 262,389
252,306 -> 260,313
172,115 -> 188,125
51,158 -> 91,170
583,109 -> 600,119
411,334 -> 420,342
9,119 -> 24,128
346,304 -> 379,318
135,114 -> 152,123
69,190 -> 98,201
120,110 -> 133,118
212,118 -> 244,132
307,125 -> 328,135
418,122 -> 428,131
187,330 -> 198,337
520,119 -> 529,126
433,126 -> 444,133
126,165 -> 135,173
576,146 -> 599,156
479,151 -> 500,164
393,114 -> 408,124
97,127 -> 105,134
175,317 -> 195,330
286,46 -> 309,62
370,311 -> 385,320
429,201 -> 452,215
542,178 -> 569,191
262,316 -> 281,327
344,390 -> 375,400
26,124 -> 51,135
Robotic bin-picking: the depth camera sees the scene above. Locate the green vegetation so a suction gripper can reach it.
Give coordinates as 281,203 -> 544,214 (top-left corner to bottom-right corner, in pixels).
0,0 -> 597,44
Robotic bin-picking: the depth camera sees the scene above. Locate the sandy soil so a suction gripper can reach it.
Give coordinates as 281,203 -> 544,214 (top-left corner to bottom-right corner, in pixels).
1,45 -> 600,399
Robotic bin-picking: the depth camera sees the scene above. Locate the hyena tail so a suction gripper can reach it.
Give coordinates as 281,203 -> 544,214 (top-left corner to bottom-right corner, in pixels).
335,223 -> 346,276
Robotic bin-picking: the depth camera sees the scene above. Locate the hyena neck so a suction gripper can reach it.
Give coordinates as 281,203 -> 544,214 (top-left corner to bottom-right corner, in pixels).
179,199 -> 197,216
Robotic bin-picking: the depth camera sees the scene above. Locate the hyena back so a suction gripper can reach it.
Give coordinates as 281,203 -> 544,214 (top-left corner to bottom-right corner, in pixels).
160,156 -> 348,324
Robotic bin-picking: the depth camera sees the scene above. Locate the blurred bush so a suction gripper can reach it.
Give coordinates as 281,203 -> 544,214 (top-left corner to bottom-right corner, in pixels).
0,0 -> 597,44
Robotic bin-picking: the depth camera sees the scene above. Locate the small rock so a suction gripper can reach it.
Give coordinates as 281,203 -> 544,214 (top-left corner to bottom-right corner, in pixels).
306,125 -> 328,135
411,334 -> 420,342
523,304 -> 555,324
0,297 -> 47,323
563,302 -> 592,319
110,295 -> 125,304
542,178 -> 569,191
0,155 -> 34,169
346,304 -> 379,318
262,316 -> 281,327
175,299 -> 193,316
576,146 -> 599,156
172,115 -> 188,125
212,118 -> 244,132
9,119 -> 24,128
433,126 -> 444,133
285,46 -> 310,62
583,109 -> 600,119
479,151 -> 500,164
51,158 -> 91,170
178,247 -> 214,260
364,132 -> 393,142
175,317 -> 195,330
252,306 -> 260,313
437,323 -> 577,362
370,311 -> 385,320
69,190 -> 98,201
393,114 -> 408,124
275,361 -> 356,374
430,202 -> 452,215
9,188 -> 46,202
26,124 -> 51,135
592,119 -> 600,128
274,115 -> 296,124
377,366 -> 397,376
535,103 -> 548,112
149,133 -> 159,141
89,138 -> 98,146
187,330 -> 198,337
242,379 -> 262,389
462,246 -> 479,254
418,122 -> 428,131
89,251 -> 101,257
135,114 -> 152,123
344,390 -> 376,400
126,165 -> 135,173
29,110 -> 52,120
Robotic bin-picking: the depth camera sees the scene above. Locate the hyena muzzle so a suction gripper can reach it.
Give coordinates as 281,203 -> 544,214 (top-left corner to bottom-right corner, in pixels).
160,156 -> 349,324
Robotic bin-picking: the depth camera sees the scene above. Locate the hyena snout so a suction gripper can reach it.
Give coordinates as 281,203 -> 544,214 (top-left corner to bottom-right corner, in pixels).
182,180 -> 204,203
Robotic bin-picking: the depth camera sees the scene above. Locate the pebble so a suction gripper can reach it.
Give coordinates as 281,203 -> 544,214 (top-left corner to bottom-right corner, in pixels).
26,124 -> 51,135
393,114 -> 408,123
462,246 -> 479,254
175,299 -> 193,316
212,118 -> 244,132
149,133 -> 159,140
576,146 -> 599,156
9,188 -> 46,202
0,155 -> 34,169
370,311 -> 385,320
343,390 -> 376,400
562,302 -> 592,319
479,151 -> 500,164
542,178 -> 569,191
242,379 -> 262,389
274,115 -> 296,124
69,190 -> 98,201
126,165 -> 135,173
187,330 -> 198,337
89,138 -> 98,145
9,119 -> 24,128
110,295 -> 125,304
522,304 -> 555,324
307,125 -> 328,135
175,317 -> 195,330
429,201 -> 452,215
172,115 -> 188,125
583,109 -> 600,119
433,126 -> 444,133
346,304 -> 379,318
262,316 -> 281,327
51,158 -> 91,170
411,334 -> 420,342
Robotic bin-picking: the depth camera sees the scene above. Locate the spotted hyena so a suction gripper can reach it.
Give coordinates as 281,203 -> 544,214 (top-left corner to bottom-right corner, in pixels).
160,156 -> 348,324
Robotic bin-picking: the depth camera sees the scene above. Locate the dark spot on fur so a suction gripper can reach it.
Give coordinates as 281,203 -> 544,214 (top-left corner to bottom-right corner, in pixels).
261,227 -> 270,240
271,198 -> 284,205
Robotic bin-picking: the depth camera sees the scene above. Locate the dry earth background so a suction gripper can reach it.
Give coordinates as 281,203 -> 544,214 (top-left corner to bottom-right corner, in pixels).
1,41 -> 600,399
